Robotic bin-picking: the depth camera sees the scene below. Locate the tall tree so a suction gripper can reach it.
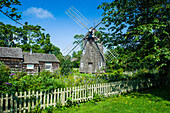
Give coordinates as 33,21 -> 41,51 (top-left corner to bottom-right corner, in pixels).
52,44 -> 64,66
99,0 -> 170,75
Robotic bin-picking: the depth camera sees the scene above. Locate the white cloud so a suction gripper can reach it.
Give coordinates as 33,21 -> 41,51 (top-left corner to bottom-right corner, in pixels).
23,7 -> 55,19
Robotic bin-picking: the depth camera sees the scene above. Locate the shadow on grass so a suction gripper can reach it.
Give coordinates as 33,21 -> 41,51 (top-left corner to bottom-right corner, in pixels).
125,84 -> 170,101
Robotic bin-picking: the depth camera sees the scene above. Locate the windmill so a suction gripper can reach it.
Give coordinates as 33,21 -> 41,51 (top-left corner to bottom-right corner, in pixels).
64,6 -> 116,73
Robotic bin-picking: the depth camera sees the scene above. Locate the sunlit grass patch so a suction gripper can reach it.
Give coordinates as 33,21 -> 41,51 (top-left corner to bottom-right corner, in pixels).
51,84 -> 170,113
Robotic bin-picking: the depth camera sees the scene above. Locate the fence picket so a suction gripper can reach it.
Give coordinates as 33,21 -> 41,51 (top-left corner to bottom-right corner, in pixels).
28,91 -> 30,112
32,91 -> 35,109
43,91 -> 46,109
54,89 -> 56,107
5,93 -> 8,112
19,92 -> 22,113
36,91 -> 38,106
47,91 -> 49,107
50,90 -> 53,106
0,78 -> 163,112
40,91 -> 42,109
0,94 -> 3,113
57,88 -> 59,106
24,91 -> 26,113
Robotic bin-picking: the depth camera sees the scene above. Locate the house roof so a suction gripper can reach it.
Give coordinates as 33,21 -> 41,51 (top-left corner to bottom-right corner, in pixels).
0,47 -> 23,59
23,52 -> 59,64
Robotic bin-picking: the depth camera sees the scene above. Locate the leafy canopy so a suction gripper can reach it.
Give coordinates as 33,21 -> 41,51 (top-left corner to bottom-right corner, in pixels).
98,0 -> 170,75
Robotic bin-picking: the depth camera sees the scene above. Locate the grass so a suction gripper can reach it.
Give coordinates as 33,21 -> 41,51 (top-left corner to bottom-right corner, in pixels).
51,84 -> 170,113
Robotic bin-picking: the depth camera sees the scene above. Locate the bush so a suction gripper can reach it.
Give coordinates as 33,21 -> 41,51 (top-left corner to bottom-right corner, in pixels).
61,59 -> 73,76
0,62 -> 11,93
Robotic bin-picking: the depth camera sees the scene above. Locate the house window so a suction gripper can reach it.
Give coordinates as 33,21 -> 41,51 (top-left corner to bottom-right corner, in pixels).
45,63 -> 52,71
27,65 -> 34,69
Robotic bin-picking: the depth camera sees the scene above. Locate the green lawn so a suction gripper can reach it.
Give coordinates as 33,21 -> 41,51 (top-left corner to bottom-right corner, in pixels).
52,84 -> 170,113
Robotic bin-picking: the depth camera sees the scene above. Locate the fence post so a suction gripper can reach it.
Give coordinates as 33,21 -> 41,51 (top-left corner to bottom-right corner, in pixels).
32,91 -> 35,110
50,90 -> 53,106
10,93 -> 13,112
66,87 -> 68,101
43,91 -> 45,109
19,92 -> 22,113
54,89 -> 56,107
28,91 -> 30,112
62,88 -> 65,106
0,94 -> 3,113
24,91 -> 26,113
92,84 -> 93,99
57,89 -> 59,106
5,93 -> 8,112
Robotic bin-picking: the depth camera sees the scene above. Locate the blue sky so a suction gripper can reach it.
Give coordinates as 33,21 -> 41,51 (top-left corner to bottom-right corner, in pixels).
0,0 -> 113,53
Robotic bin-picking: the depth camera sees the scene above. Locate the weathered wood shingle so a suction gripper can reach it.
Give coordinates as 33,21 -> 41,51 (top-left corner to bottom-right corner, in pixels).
0,47 -> 23,58
23,52 -> 59,64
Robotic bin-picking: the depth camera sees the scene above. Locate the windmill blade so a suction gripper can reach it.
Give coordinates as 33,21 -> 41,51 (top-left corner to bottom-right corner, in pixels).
64,37 -> 85,59
65,6 -> 90,30
93,21 -> 103,30
104,48 -> 119,62
62,41 -> 76,55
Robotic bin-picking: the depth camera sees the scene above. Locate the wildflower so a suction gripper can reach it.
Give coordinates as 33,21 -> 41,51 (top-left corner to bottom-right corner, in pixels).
5,82 -> 11,85
10,73 -> 15,76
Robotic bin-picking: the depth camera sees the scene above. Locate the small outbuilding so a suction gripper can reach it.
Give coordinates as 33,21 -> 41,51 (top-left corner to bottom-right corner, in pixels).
23,52 -> 60,74
0,47 -> 60,74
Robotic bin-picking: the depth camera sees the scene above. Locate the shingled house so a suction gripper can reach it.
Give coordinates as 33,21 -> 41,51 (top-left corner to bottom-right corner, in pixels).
0,47 -> 23,72
0,47 -> 60,74
23,52 -> 60,74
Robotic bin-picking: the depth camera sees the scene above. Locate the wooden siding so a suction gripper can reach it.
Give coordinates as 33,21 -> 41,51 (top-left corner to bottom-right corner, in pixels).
0,57 -> 23,72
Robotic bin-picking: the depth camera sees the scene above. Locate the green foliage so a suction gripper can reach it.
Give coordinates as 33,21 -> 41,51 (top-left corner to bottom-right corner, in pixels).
51,84 -> 170,113
31,104 -> 41,113
65,97 -> 73,107
44,106 -> 54,113
52,44 -> 64,65
72,51 -> 82,68
0,0 -> 21,20
73,34 -> 84,48
0,22 -> 55,54
92,93 -> 105,102
0,68 -> 108,94
61,59 -> 73,76
99,0 -> 170,76
0,62 -> 11,93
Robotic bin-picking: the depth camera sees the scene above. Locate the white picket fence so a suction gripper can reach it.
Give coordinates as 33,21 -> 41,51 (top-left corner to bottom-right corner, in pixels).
0,78 -> 160,113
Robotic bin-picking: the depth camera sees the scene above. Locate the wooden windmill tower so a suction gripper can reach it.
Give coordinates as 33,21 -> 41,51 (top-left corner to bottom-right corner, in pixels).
79,27 -> 106,73
65,6 -> 107,73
